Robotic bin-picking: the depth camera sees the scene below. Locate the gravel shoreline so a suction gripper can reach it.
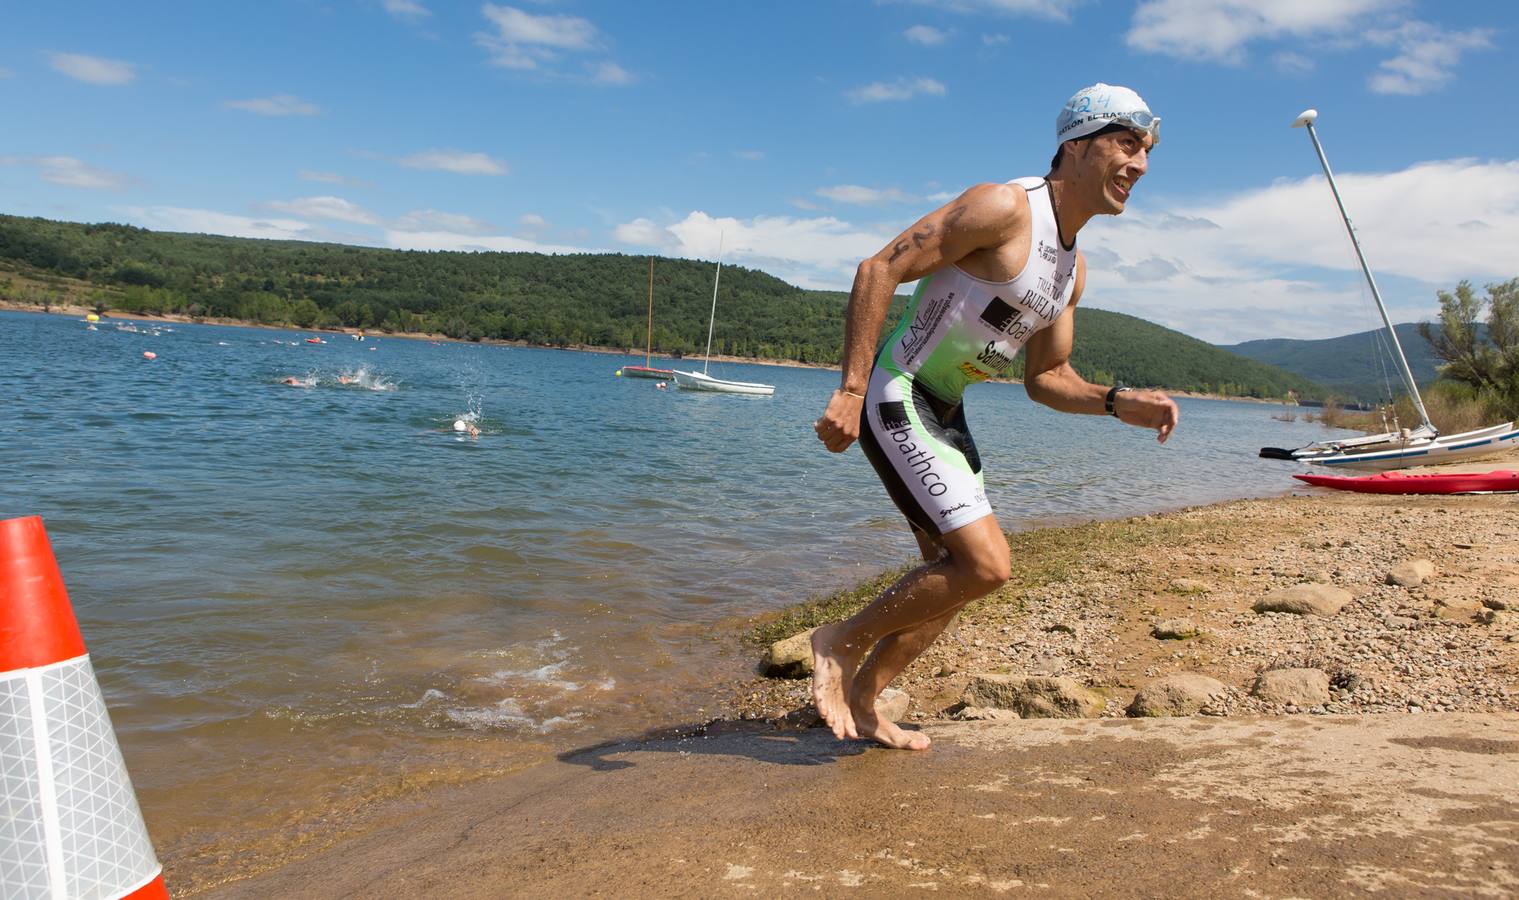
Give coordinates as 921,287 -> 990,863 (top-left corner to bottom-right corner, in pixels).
722,488 -> 1519,728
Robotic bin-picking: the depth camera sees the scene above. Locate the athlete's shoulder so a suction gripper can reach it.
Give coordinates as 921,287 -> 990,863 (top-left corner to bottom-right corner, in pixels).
945,182 -> 1030,231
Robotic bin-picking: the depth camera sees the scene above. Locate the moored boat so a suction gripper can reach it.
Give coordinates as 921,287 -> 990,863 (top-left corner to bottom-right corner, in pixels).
1293,469 -> 1519,494
620,364 -> 676,380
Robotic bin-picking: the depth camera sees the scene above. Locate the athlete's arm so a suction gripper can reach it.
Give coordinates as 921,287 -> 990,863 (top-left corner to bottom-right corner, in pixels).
1022,253 -> 1178,442
815,183 -> 1027,453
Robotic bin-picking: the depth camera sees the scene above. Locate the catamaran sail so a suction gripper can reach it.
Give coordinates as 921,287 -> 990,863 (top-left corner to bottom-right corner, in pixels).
673,234 -> 775,396
1260,109 -> 1517,469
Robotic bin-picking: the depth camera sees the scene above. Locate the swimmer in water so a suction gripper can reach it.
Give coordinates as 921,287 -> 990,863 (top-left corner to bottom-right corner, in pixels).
452,419 -> 481,438
280,376 -> 309,387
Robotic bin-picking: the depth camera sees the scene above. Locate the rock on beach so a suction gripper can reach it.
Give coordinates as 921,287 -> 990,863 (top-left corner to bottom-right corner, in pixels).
1253,583 -> 1352,617
1251,668 -> 1331,708
1386,559 -> 1435,587
1126,673 -> 1229,717
962,674 -> 1104,719
760,628 -> 817,678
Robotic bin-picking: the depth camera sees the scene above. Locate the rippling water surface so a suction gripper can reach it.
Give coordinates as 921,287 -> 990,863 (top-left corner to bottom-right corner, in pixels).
1,309 -> 1349,876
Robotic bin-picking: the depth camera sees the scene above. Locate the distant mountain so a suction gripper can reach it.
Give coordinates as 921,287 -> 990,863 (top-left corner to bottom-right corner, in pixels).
1219,323 -> 1445,403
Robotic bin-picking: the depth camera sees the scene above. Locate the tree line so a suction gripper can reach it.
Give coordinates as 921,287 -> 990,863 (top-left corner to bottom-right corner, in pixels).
0,213 -> 1325,399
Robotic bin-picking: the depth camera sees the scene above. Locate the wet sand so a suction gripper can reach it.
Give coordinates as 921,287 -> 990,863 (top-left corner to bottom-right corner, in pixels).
188,462 -> 1519,897
213,713 -> 1519,897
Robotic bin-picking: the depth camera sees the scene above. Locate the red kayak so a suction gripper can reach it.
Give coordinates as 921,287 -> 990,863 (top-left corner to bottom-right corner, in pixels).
1294,470 -> 1519,494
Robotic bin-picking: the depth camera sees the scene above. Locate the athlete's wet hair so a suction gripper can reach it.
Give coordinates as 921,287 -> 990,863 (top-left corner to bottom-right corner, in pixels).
1049,122 -> 1133,172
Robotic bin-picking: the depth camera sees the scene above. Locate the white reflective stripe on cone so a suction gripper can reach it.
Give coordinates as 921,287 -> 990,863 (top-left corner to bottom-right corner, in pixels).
1,655 -> 162,900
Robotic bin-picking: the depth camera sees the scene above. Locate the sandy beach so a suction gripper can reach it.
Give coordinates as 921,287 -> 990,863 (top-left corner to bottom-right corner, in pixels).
171,461 -> 1519,896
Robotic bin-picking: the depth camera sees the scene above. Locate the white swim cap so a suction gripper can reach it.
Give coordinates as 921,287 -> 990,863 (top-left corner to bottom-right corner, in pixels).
453,420 -> 467,432
1056,83 -> 1159,146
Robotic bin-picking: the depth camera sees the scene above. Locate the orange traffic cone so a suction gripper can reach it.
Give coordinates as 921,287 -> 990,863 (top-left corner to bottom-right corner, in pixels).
2,515 -> 169,899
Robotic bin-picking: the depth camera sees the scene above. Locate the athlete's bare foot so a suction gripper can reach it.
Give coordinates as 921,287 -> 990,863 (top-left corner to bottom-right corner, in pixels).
810,623 -> 862,740
848,692 -> 932,750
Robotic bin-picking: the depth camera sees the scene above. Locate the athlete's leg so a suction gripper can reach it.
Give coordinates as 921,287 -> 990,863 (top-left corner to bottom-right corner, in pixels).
810,514 -> 1010,742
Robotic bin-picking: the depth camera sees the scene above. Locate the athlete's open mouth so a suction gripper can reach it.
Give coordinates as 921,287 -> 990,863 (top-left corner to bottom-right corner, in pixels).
1112,174 -> 1134,201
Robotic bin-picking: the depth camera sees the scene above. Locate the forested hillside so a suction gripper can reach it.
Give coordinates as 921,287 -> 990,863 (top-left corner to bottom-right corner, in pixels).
0,213 -> 1323,399
1219,323 -> 1444,403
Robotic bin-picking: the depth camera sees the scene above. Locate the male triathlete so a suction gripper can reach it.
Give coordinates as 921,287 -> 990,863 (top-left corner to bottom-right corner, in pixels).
811,84 -> 1180,749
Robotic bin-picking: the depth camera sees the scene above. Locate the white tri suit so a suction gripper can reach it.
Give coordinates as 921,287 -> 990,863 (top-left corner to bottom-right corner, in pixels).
858,177 -> 1078,537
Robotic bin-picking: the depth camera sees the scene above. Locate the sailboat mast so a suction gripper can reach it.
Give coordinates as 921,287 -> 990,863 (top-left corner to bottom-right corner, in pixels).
645,257 -> 654,368
702,232 -> 724,376
1295,112 -> 1434,432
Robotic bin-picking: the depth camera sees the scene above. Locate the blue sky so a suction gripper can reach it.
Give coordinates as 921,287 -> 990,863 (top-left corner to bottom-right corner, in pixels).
2,1 -> 1515,343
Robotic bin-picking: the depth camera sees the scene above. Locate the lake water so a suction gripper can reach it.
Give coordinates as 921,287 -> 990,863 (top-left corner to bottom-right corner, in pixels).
0,308 -> 1349,879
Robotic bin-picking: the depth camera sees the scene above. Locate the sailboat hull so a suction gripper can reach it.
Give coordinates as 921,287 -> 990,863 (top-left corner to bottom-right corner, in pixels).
1278,423 -> 1519,470
672,370 -> 774,395
620,365 -> 674,380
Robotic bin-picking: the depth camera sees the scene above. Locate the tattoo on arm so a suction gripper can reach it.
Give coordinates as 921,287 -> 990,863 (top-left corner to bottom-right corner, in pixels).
888,223 -> 937,263
943,205 -> 967,229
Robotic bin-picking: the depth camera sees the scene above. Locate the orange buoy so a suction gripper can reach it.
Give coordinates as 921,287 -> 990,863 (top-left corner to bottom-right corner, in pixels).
142,351 -> 156,360
0,516 -> 170,899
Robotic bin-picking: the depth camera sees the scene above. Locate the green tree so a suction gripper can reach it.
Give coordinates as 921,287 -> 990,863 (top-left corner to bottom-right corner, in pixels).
1419,278 -> 1519,418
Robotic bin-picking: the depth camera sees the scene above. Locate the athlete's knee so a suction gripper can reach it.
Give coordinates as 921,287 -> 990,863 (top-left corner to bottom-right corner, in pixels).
950,546 -> 1010,597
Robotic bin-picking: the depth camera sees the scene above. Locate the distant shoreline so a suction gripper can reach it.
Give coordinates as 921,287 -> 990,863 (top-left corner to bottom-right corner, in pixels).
1,299 -> 1292,402
0,298 -> 831,372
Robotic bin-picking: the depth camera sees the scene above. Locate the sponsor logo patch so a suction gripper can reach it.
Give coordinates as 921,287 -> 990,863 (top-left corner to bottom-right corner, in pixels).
877,400 -> 910,432
979,296 -> 1021,332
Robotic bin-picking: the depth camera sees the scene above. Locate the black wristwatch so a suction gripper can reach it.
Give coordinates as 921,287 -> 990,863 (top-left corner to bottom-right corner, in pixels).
1105,383 -> 1131,417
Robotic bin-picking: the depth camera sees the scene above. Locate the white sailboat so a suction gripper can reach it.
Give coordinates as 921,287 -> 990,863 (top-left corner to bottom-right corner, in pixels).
673,234 -> 775,396
1260,109 -> 1519,470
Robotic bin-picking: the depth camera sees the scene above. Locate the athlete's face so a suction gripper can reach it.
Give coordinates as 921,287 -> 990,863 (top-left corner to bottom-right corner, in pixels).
1076,128 -> 1152,215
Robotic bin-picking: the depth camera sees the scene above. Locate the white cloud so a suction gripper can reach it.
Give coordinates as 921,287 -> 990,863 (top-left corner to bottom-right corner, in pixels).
613,211 -> 893,289
732,149 -> 765,161
33,156 -> 132,190
1272,51 -> 1314,74
264,196 -> 380,226
846,77 -> 946,103
816,185 -> 913,206
518,212 -> 547,230
47,52 -> 136,85
1079,158 -> 1519,341
897,0 -> 1084,23
612,217 -> 676,250
0,66 -> 14,78
399,149 -> 508,176
588,61 -> 634,85
1126,0 -> 1403,62
982,34 -> 1011,46
119,206 -> 315,241
905,25 -> 949,46
385,229 -> 592,255
477,4 -> 598,70
394,209 -> 496,234
299,169 -> 368,187
225,95 -> 320,116
383,0 -> 431,21
1367,21 -> 1493,95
